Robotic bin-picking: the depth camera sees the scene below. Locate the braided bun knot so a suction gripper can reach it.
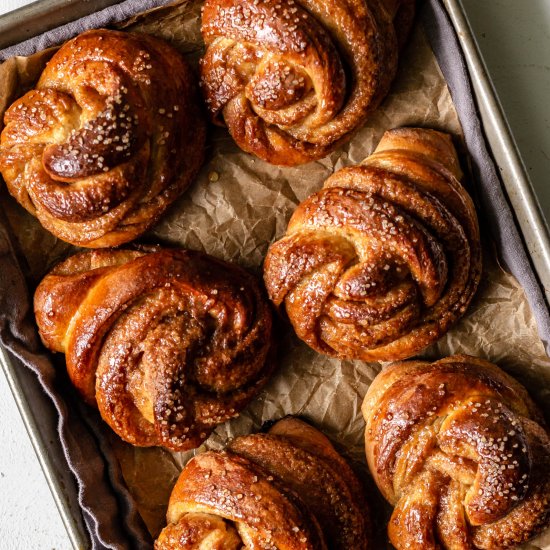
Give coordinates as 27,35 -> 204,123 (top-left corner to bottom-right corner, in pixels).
0,30 -> 205,247
363,356 -> 550,549
264,128 -> 481,361
200,0 -> 415,165
34,248 -> 274,451
156,417 -> 370,549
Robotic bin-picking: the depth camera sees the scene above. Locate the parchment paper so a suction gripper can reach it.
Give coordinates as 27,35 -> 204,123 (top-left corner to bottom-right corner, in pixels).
0,1 -> 549,547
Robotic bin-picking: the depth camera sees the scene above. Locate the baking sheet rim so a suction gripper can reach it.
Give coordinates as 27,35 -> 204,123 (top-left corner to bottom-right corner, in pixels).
0,345 -> 88,549
1,0 -> 549,548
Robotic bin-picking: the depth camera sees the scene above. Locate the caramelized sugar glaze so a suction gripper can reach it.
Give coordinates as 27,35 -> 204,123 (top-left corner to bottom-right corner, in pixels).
35,247 -> 274,451
200,0 -> 415,165
0,30 -> 206,247
264,128 -> 481,361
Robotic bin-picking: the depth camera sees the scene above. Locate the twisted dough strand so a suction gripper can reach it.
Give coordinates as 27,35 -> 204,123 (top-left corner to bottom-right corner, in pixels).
363,355 -> 550,549
34,247 -> 274,451
0,29 -> 205,247
264,128 -> 481,361
200,0 -> 415,165
155,417 -> 370,549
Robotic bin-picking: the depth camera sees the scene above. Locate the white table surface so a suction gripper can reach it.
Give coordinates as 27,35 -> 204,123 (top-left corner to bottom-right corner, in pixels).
0,0 -> 549,548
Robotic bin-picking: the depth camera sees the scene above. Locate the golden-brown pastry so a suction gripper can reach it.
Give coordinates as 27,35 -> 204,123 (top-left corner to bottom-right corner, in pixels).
34,247 -> 274,451
155,416 -> 370,549
0,29 -> 206,247
200,0 -> 415,166
362,355 -> 550,549
264,128 -> 481,361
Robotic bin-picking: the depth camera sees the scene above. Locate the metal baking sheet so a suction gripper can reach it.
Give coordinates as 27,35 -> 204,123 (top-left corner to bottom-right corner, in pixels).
0,0 -> 122,50
0,345 -> 88,549
444,0 -> 550,302
0,1 -> 548,548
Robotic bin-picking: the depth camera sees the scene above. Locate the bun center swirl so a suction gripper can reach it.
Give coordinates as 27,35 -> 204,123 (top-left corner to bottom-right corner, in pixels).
263,128 -> 481,361
34,248 -> 274,451
363,356 -> 550,549
156,417 -> 370,549
200,0 -> 415,165
0,29 -> 206,247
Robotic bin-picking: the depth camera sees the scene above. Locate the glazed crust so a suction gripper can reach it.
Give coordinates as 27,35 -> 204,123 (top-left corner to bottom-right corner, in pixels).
362,355 -> 550,549
263,127 -> 481,361
34,247 -> 274,451
200,0 -> 415,166
155,417 -> 370,549
0,29 -> 206,247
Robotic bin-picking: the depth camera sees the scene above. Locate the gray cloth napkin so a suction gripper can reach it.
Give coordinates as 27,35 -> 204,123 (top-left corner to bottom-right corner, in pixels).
0,0 -> 549,549
0,207 -> 152,549
0,3 -> 172,550
0,0 -> 170,60
421,0 -> 550,351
